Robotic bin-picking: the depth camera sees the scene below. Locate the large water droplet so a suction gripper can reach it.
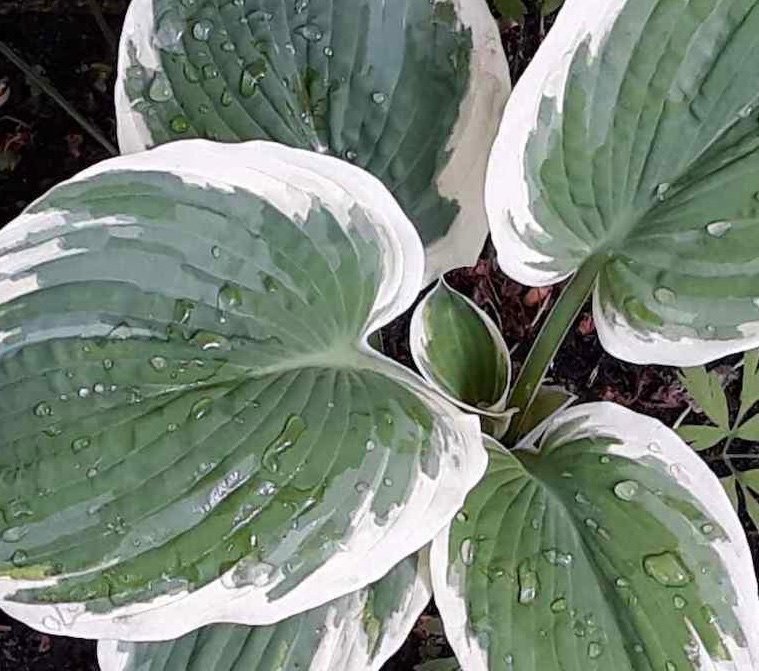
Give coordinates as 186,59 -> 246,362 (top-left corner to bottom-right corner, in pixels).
613,479 -> 639,501
257,480 -> 277,496
192,19 -> 214,41
170,115 -> 190,133
2,526 -> 28,543
456,510 -> 468,523
148,72 -> 172,102
190,330 -> 231,351
33,402 -> 52,418
218,283 -> 242,311
295,24 -> 323,42
673,594 -> 687,610
656,182 -> 671,201
239,59 -> 267,97
739,104 -> 753,119
550,596 -> 567,613
371,91 -> 386,104
706,220 -> 732,238
231,558 -> 275,587
701,522 -> 714,534
354,481 -> 369,493
587,641 -> 603,659
517,559 -> 539,604
86,466 -> 98,479
150,355 -> 168,371
71,436 -> 91,453
654,287 -> 677,305
191,397 -> 213,420
460,537 -> 475,566
11,550 -> 28,566
323,46 -> 334,57
202,63 -> 220,80
262,415 -> 306,472
643,551 -> 692,587
543,548 -> 573,567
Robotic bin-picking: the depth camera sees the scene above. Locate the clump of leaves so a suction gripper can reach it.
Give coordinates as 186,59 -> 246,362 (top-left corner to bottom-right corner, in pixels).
678,351 -> 759,525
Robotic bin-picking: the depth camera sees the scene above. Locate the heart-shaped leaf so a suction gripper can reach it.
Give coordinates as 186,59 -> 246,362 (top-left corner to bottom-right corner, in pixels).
432,404 -> 759,670
0,140 -> 485,640
98,552 -> 430,671
116,0 -> 510,280
487,0 -> 759,365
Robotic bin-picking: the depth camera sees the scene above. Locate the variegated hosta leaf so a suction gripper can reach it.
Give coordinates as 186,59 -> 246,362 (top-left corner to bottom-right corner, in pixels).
98,552 -> 431,671
410,279 -> 511,416
432,404 -> 759,671
0,140 -> 486,641
116,0 -> 511,281
487,0 -> 759,366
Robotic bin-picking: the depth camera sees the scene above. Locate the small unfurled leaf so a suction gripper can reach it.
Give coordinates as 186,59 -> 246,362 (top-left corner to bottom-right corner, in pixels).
679,366 -> 730,429
676,424 -> 728,452
98,553 -> 430,671
410,279 -> 510,414
740,350 -> 759,418
433,404 -> 759,670
736,414 -> 759,442
722,471 -> 759,532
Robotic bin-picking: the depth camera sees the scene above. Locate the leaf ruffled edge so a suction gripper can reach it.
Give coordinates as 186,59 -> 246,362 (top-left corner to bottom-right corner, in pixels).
484,0 -> 624,288
97,551 -> 432,671
114,0 -> 512,283
431,403 -> 759,670
0,139 -> 487,640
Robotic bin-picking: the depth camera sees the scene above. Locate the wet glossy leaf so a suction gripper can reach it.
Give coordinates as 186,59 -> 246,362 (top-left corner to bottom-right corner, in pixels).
432,405 -> 759,670
116,0 -> 510,280
0,140 -> 485,640
488,0 -> 759,366
98,553 -> 430,671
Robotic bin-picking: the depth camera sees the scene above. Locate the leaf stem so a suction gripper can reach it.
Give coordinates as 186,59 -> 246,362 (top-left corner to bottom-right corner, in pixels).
86,0 -> 118,55
505,254 -> 605,444
0,40 -> 117,156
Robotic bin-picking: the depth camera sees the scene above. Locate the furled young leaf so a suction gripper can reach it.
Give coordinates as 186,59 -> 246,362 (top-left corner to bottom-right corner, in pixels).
679,366 -> 730,429
116,0 -> 511,281
410,279 -> 510,414
487,0 -> 759,366
517,385 -> 575,436
98,552 -> 430,671
432,405 -> 759,671
0,140 -> 486,640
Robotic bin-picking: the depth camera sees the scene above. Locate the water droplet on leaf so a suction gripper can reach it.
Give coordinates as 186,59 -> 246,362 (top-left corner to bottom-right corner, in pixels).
148,72 -> 172,102
643,551 -> 692,587
191,397 -> 213,420
654,287 -> 677,304
295,24 -> 322,42
517,559 -> 539,604
706,220 -> 732,238
33,402 -> 52,418
613,480 -> 639,501
192,19 -> 213,41
262,415 -> 305,472
543,548 -> 573,567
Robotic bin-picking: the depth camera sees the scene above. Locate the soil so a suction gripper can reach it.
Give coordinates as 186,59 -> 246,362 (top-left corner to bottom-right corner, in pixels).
0,1 -> 756,669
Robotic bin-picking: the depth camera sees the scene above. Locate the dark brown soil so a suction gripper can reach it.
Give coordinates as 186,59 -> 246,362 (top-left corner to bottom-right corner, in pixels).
0,1 -> 756,669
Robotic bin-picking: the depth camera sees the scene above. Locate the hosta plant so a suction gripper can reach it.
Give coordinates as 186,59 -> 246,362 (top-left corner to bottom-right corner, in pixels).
1,0 -> 759,669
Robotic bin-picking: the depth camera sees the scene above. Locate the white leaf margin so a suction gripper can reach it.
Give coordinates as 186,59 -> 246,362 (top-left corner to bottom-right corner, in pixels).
431,403 -> 759,671
484,0 -> 759,366
97,551 -> 433,671
410,278 -> 512,416
115,0 -> 511,283
0,140 -> 487,640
